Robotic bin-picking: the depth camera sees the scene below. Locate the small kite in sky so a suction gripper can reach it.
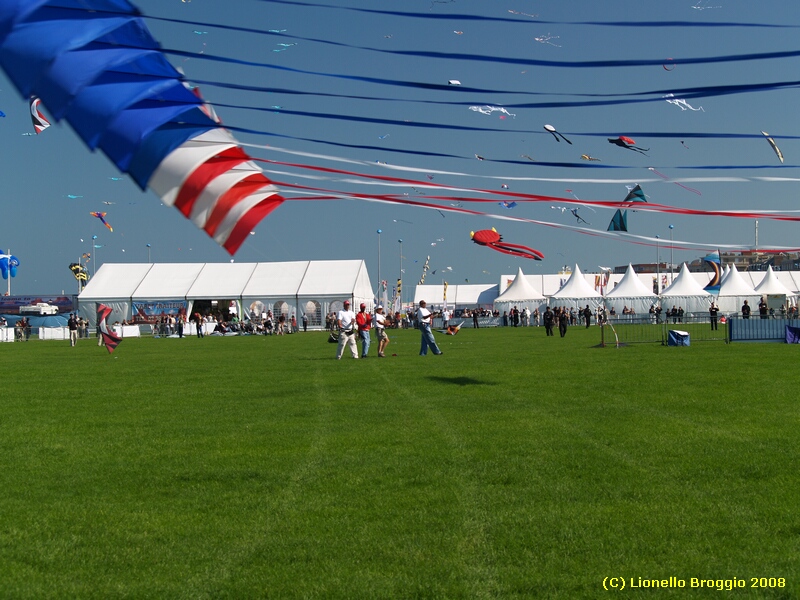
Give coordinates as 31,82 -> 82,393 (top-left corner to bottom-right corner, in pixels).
475,154 -> 486,161
761,131 -> 784,163
67,194 -> 83,199
570,208 -> 590,224
448,80 -> 461,86
521,154 -> 535,162
0,253 -> 20,279
664,94 -> 704,112
471,228 -> 544,260
469,105 -> 516,118
501,184 -> 509,189
29,96 -> 50,134
498,201 -> 518,209
544,124 -> 572,144
607,184 -> 647,232
580,154 -> 600,161
608,136 -> 649,155
90,212 -> 113,232
534,33 -> 561,47
663,58 -> 676,71
648,167 -> 702,195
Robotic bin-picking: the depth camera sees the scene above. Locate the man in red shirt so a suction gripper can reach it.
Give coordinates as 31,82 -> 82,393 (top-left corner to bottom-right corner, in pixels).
356,303 -> 372,358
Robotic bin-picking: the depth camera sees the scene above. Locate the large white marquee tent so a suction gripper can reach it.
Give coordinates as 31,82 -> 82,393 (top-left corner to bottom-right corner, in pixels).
78,260 -> 373,328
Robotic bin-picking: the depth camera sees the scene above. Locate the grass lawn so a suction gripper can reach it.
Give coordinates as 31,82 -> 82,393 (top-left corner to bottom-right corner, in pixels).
0,326 -> 798,598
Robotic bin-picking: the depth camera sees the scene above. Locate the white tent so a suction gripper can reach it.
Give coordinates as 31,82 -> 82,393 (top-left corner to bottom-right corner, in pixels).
79,260 -> 372,329
413,283 -> 497,309
659,263 -> 712,315
493,267 -> 546,314
715,263 -> 760,313
753,265 -> 796,299
549,264 -> 603,310
76,263 -> 153,326
603,264 -> 656,316
296,260 -> 373,326
241,261 -> 309,325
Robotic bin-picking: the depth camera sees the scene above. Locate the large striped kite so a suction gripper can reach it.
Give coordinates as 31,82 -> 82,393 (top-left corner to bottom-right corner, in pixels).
0,0 -> 283,254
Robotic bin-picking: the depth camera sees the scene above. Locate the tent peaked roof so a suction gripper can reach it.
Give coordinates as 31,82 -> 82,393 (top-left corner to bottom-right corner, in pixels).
604,264 -> 655,298
550,264 -> 602,298
753,265 -> 795,296
661,263 -> 711,296
496,267 -> 545,301
717,263 -> 756,296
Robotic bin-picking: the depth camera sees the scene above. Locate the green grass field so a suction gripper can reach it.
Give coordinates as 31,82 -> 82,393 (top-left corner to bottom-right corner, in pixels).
1,327 -> 798,599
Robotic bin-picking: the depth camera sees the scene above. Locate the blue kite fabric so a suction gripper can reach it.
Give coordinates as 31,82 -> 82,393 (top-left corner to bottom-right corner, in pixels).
0,0 -> 283,254
785,326 -> 800,344
703,249 -> 723,292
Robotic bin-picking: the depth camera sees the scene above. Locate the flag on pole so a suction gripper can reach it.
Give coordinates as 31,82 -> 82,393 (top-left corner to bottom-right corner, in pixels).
97,303 -> 122,353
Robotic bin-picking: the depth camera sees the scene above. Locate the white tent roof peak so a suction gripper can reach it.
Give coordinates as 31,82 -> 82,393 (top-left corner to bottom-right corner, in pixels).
661,263 -> 711,296
604,264 -> 655,298
753,265 -> 795,296
718,263 -> 757,296
550,264 -> 602,298
495,267 -> 545,301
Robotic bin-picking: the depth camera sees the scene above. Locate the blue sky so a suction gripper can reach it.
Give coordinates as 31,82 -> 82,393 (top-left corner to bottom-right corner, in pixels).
1,0 -> 799,298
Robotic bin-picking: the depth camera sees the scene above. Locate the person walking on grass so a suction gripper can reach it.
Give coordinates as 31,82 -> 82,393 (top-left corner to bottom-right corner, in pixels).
417,300 -> 443,356
375,305 -> 390,357
356,303 -> 372,358
336,300 -> 358,360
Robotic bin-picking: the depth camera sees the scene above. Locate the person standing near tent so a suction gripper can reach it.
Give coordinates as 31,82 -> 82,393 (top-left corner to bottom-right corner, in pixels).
741,300 -> 751,319
356,303 -> 372,358
68,313 -> 78,347
418,300 -> 443,356
336,300 -> 358,360
302,313 -> 308,332
442,307 -> 451,329
193,312 -> 204,338
558,308 -> 569,338
375,305 -> 390,357
709,302 -> 719,330
543,306 -> 555,336
583,305 -> 592,328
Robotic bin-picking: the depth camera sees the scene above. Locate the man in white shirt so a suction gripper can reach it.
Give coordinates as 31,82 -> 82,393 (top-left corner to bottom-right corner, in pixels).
336,300 -> 359,359
442,307 -> 451,328
374,305 -> 390,357
417,300 -> 443,356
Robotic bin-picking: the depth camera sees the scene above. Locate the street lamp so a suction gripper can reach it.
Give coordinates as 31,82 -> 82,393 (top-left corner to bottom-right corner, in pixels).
92,235 -> 98,277
398,238 -> 403,306
376,230 -> 381,288
655,235 -> 660,294
146,243 -> 151,263
668,224 -> 674,284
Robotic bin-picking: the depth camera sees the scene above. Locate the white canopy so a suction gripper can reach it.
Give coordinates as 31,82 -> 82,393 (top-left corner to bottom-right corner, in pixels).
549,264 -> 603,310
603,264 -> 656,315
494,268 -> 546,313
715,264 -> 760,313
659,263 -> 712,314
78,260 -> 372,328
753,265 -> 795,297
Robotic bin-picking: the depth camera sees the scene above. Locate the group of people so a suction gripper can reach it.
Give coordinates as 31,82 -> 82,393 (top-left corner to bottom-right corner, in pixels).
540,305 -> 594,337
335,300 -> 442,359
335,301 -> 393,359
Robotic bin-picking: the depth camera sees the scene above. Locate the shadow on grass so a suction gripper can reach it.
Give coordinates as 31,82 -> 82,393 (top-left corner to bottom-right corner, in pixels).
427,375 -> 497,386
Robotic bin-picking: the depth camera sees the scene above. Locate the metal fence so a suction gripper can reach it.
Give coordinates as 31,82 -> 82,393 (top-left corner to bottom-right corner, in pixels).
728,316 -> 800,342
600,313 -> 729,346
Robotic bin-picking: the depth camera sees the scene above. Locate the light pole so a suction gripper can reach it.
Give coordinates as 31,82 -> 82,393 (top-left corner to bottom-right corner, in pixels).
668,224 -> 674,284
92,235 -> 98,277
655,235 -> 660,294
376,230 -> 381,288
147,243 -> 151,263
398,238 -> 403,307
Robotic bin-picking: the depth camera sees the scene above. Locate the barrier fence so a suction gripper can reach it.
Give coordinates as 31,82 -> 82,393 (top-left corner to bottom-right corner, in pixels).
600,314 -> 729,346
